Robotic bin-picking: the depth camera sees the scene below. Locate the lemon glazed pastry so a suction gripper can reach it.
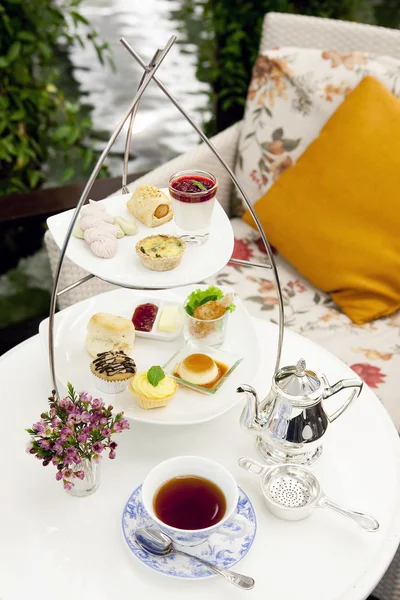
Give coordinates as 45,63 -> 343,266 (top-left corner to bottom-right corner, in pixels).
126,185 -> 173,228
128,366 -> 177,409
136,234 -> 186,271
86,312 -> 135,358
90,351 -> 137,394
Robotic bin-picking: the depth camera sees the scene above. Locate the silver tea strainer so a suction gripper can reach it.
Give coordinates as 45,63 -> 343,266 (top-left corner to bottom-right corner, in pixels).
239,457 -> 379,532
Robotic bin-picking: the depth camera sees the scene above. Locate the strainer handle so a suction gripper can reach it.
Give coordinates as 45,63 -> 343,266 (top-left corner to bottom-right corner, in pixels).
238,457 -> 266,477
319,496 -> 379,532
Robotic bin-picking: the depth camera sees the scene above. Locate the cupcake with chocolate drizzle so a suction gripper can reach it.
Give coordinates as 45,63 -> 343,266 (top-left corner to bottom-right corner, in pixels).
90,350 -> 136,394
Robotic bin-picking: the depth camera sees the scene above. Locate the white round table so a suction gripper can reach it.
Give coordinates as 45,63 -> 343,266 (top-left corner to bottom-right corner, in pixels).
1,319 -> 399,600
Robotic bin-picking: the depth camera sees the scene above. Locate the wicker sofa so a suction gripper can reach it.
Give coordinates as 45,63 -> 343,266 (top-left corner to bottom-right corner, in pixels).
44,13 -> 400,599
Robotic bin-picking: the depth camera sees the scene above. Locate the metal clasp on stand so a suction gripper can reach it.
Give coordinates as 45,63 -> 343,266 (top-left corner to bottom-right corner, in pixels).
48,35 -> 285,398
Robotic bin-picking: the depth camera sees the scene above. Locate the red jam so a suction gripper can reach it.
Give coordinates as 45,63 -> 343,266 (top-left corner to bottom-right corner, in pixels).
170,175 -> 217,203
132,303 -> 158,332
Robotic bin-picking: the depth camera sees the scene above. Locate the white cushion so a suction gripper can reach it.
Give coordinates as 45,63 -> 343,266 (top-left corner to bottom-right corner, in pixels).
233,47 -> 400,213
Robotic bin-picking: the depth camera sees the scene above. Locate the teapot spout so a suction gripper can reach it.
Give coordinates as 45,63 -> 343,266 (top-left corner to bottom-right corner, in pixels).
237,385 -> 263,434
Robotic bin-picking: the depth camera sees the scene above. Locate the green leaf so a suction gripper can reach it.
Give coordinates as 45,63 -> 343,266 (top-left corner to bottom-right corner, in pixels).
28,170 -> 41,188
60,166 -> 74,183
66,127 -> 81,145
282,138 -> 300,152
147,366 -> 166,387
272,128 -> 284,141
192,180 -> 207,191
53,125 -> 72,141
184,286 -> 224,315
244,131 -> 255,140
38,41 -> 52,60
17,31 -> 36,42
82,147 -> 94,170
246,296 -> 265,304
0,56 -> 9,68
7,41 -> 21,62
71,11 -> 90,25
11,109 -> 25,121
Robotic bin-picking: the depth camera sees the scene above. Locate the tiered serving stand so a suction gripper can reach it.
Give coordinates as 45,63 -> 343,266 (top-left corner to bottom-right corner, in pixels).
47,35 -> 285,398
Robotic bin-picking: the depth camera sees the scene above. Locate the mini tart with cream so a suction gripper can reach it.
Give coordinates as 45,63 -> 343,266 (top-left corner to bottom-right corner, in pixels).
128,366 -> 177,409
136,235 -> 186,272
90,350 -> 136,394
174,353 -> 227,389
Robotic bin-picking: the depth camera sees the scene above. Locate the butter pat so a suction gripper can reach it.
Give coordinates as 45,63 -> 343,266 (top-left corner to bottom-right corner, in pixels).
158,306 -> 179,332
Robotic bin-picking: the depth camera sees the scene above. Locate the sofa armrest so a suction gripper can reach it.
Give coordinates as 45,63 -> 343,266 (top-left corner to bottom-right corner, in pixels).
110,121 -> 242,216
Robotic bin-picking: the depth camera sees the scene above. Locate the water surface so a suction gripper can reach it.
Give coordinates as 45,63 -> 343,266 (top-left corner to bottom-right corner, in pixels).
70,0 -> 210,178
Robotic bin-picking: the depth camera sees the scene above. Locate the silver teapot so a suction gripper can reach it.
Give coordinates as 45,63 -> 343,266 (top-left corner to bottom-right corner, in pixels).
238,359 -> 363,466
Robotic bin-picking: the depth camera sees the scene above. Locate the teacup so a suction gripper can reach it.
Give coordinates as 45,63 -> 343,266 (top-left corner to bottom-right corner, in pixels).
141,455 -> 248,546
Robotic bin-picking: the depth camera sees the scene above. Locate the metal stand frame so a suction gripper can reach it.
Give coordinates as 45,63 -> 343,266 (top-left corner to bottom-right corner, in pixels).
48,35 -> 285,397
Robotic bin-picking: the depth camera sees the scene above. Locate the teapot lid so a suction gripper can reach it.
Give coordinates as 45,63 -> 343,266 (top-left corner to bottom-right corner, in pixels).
275,359 -> 320,398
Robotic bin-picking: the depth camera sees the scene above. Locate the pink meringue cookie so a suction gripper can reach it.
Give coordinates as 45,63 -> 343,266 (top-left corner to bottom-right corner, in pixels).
84,227 -> 118,245
90,237 -> 118,259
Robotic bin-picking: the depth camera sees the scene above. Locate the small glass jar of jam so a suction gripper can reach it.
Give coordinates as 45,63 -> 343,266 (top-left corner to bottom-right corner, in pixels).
168,170 -> 218,245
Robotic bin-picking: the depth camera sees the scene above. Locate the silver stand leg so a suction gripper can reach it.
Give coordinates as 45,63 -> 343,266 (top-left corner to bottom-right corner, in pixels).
121,47 -> 164,193
120,38 -> 285,373
229,258 -> 272,270
48,36 -> 177,396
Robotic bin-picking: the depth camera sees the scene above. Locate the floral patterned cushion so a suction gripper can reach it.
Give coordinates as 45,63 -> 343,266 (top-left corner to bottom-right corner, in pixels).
233,47 -> 400,215
206,219 -> 400,431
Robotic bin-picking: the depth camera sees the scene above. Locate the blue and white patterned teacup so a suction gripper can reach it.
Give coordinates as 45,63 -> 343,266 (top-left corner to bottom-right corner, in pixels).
141,455 -> 248,547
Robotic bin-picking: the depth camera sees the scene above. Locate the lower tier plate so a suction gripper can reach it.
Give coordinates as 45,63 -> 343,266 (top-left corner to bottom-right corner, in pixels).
39,286 -> 261,426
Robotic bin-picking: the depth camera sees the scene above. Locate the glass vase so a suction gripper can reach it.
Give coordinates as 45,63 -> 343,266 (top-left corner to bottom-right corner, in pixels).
66,459 -> 101,498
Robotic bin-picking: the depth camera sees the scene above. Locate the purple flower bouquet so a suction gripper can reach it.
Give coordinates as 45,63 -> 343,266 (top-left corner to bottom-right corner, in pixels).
26,383 -> 130,494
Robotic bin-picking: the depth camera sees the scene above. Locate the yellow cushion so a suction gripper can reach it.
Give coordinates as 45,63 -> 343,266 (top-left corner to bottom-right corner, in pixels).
243,75 -> 400,324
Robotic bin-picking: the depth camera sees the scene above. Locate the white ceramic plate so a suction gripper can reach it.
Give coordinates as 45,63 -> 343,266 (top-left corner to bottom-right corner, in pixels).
46,191 -> 234,289
130,296 -> 183,342
39,286 -> 260,426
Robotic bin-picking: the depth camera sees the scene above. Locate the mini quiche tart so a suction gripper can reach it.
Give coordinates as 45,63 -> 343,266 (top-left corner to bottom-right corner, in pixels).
136,234 -> 186,271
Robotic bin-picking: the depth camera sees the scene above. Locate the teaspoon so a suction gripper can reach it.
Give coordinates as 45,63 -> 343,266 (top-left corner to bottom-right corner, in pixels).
135,527 -> 255,590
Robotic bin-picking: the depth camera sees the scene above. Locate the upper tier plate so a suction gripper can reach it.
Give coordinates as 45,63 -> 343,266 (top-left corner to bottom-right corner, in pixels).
47,191 -> 234,289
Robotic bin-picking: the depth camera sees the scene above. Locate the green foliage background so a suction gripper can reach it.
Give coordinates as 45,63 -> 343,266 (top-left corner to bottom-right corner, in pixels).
0,0 -> 112,196
184,0 -> 400,134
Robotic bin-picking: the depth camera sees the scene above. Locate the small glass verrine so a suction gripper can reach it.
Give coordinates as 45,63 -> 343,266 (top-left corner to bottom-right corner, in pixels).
184,310 -> 229,348
168,169 -> 218,245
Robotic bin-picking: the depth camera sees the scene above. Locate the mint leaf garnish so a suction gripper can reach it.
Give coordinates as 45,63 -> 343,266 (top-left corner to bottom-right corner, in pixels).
147,366 -> 165,387
192,180 -> 207,191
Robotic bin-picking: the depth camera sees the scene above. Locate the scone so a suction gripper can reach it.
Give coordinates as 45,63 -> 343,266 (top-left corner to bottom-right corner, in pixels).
90,351 -> 137,394
128,366 -> 177,409
126,185 -> 173,227
86,312 -> 135,357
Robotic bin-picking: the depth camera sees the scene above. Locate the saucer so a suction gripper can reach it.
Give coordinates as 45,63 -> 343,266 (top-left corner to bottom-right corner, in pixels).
121,485 -> 257,580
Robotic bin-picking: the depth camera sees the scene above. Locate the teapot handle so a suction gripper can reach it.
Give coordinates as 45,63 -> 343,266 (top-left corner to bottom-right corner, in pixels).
321,376 -> 363,422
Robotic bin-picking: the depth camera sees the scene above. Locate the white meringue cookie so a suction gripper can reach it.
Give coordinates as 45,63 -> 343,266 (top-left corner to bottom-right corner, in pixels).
90,237 -> 118,259
80,215 -> 116,230
80,200 -> 106,216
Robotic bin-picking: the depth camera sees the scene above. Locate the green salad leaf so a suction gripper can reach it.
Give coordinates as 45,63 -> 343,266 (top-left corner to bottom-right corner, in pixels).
184,286 -> 235,316
147,366 -> 166,387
